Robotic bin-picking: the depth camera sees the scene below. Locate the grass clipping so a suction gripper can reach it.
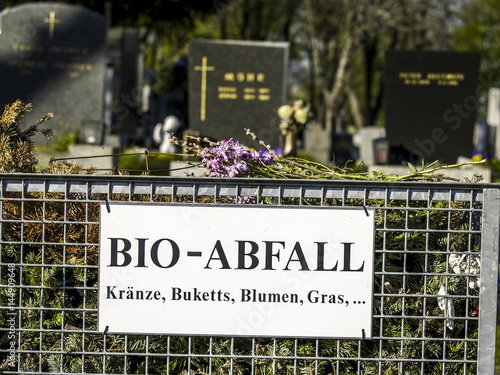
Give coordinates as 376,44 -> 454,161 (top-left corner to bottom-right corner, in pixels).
0,100 -> 53,173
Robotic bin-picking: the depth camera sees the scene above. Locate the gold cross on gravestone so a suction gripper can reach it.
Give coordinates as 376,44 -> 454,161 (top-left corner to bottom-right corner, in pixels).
44,11 -> 60,39
194,56 -> 214,121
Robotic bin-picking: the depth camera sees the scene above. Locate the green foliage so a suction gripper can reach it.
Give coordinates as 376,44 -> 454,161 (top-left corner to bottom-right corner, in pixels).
5,0 -> 227,29
145,12 -> 221,94
117,148 -> 181,175
481,158 -> 500,182
451,0 -> 500,88
49,131 -> 79,152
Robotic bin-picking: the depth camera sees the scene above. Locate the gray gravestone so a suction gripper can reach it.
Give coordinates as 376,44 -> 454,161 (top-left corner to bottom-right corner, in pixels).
107,27 -> 141,144
352,126 -> 386,166
188,39 -> 289,148
487,88 -> 500,158
0,3 -> 106,143
303,122 -> 332,165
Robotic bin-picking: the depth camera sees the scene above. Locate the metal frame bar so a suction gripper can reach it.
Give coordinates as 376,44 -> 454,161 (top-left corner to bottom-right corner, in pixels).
478,188 -> 500,374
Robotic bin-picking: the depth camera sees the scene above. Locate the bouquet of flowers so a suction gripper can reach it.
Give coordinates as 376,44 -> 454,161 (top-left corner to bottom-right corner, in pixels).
277,99 -> 310,135
171,129 -> 485,181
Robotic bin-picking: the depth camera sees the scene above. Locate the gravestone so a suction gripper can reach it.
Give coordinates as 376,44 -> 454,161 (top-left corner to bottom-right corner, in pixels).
352,126 -> 386,165
385,51 -> 480,164
106,27 -> 142,145
303,122 -> 332,165
188,39 -> 289,148
487,87 -> 500,158
0,3 -> 106,143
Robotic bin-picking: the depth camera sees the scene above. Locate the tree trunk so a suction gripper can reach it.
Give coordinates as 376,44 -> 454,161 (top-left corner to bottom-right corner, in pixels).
345,83 -> 364,129
323,35 -> 352,134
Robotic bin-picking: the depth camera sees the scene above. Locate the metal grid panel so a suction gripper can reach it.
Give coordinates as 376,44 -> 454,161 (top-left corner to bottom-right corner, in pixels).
0,174 -> 497,374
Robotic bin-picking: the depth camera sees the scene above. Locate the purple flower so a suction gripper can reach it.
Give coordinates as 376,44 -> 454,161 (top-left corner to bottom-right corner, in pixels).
228,195 -> 256,204
236,196 -> 256,204
201,139 -> 274,178
234,161 -> 250,173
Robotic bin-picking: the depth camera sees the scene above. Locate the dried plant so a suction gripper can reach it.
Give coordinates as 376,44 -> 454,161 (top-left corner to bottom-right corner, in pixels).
0,100 -> 53,173
44,159 -> 95,175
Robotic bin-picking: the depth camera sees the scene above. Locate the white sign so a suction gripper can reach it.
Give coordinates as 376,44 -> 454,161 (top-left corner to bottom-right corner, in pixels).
98,203 -> 375,339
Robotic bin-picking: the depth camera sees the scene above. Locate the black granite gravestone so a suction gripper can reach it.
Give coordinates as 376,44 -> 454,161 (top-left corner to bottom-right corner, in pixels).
0,3 -> 106,143
385,51 -> 480,164
188,40 -> 289,148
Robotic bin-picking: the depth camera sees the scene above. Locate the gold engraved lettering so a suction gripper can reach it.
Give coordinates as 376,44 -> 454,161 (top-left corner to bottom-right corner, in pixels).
49,46 -> 89,54
428,72 -> 464,86
13,44 -> 44,52
258,88 -> 270,94
244,94 -> 256,100
218,86 -> 237,99
258,94 -> 271,101
8,59 -> 47,69
8,60 -> 33,67
224,72 -> 265,82
52,62 -> 93,71
218,92 -> 238,99
403,79 -> 430,85
426,73 -> 465,81
400,71 -> 465,86
438,80 -> 459,86
224,72 -> 235,82
399,72 -> 422,80
218,86 -> 237,92
244,88 -> 256,93
44,11 -> 60,39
